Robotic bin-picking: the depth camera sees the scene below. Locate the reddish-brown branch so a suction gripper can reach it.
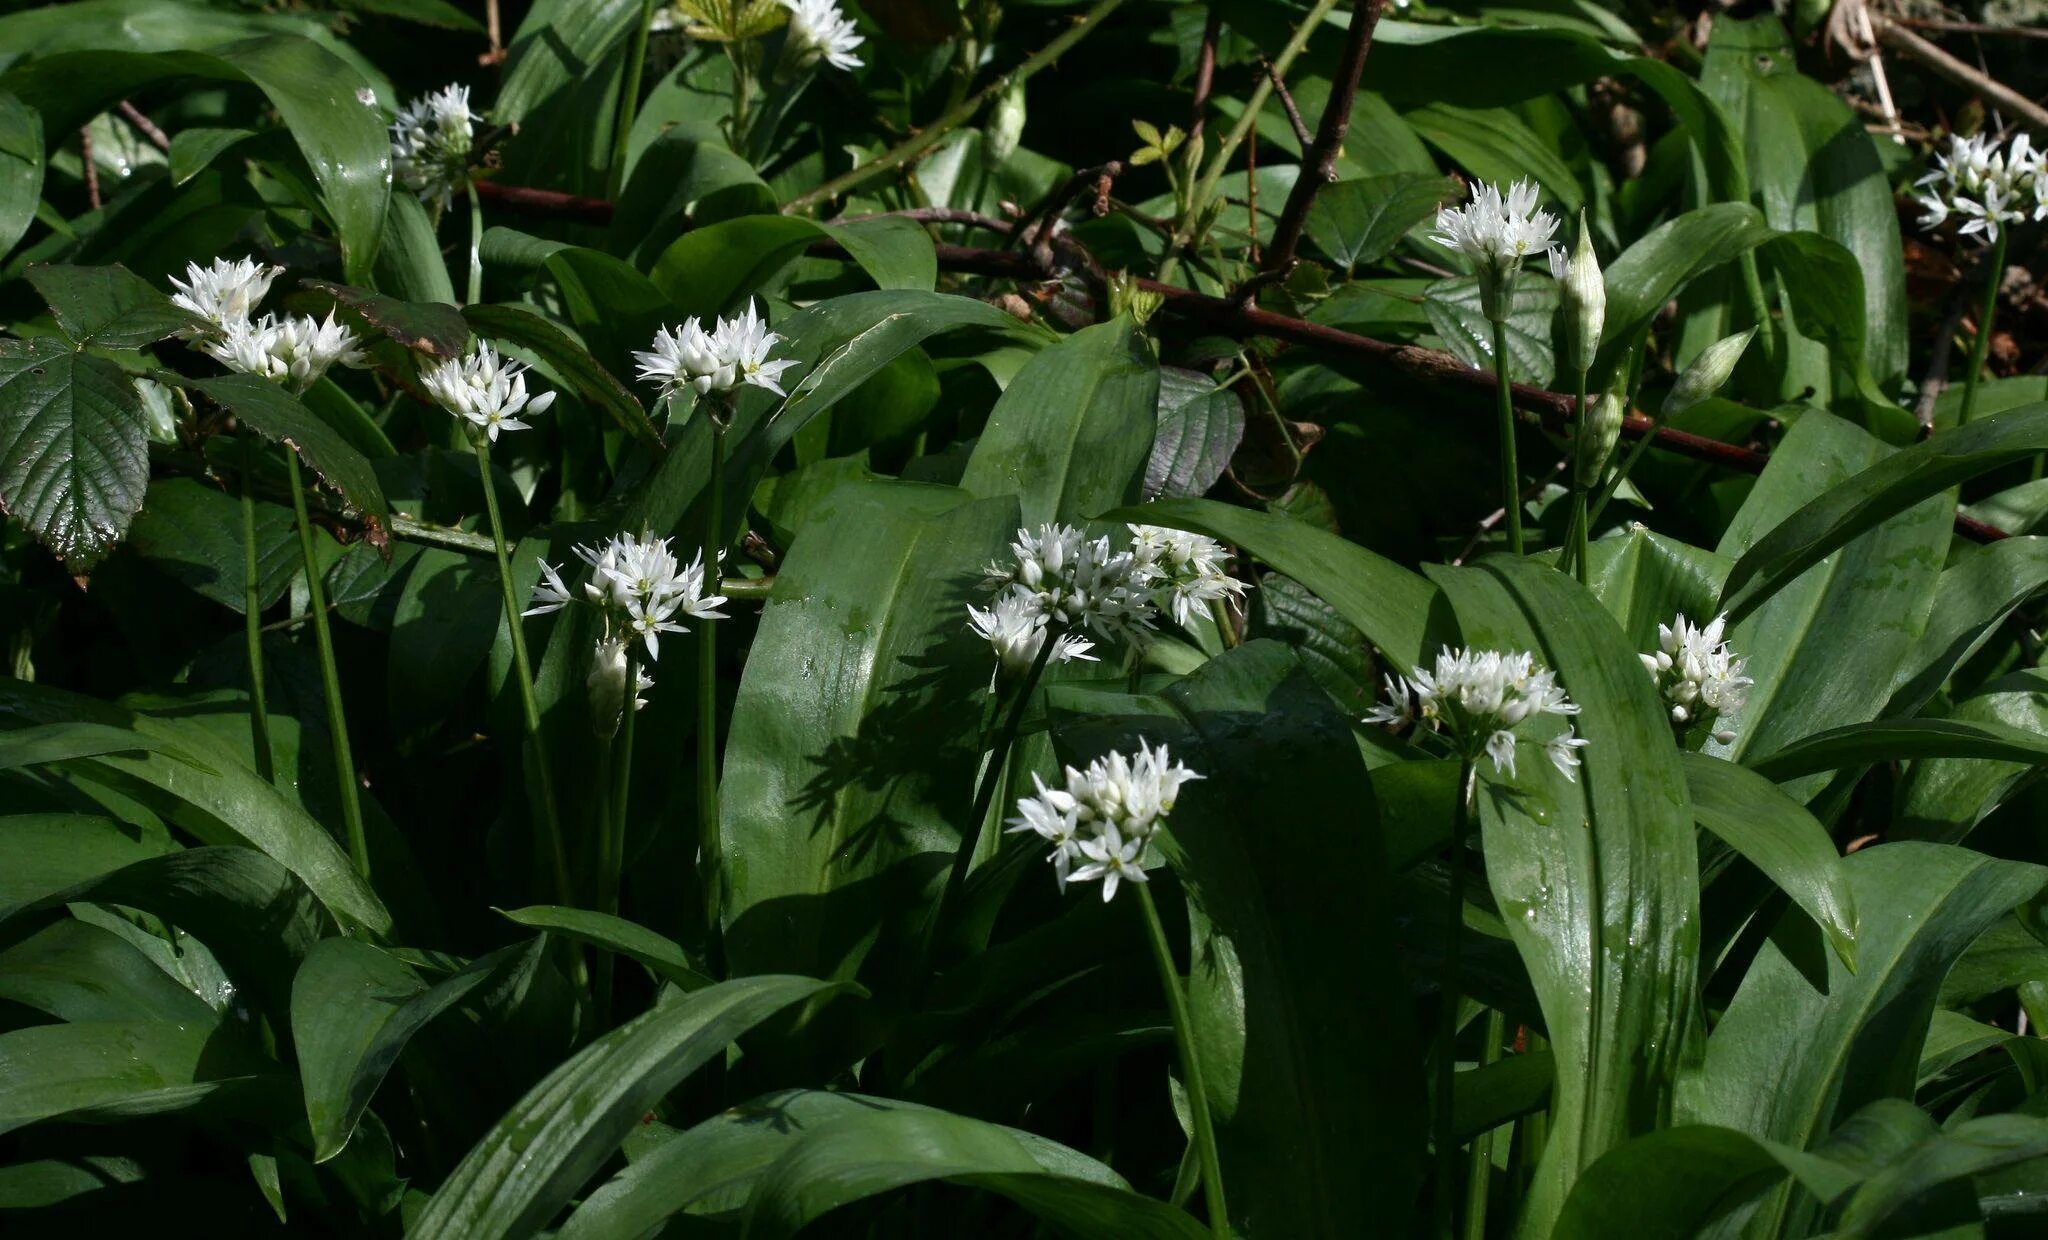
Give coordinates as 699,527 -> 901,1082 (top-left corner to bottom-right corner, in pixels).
465,180 -> 2010,543
1188,10 -> 1222,143
1263,0 -> 1388,277
116,101 -> 171,152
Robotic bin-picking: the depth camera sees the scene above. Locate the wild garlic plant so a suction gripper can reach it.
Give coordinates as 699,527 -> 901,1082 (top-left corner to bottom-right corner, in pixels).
389,84 -> 486,300
1914,131 -> 2048,426
166,256 -> 374,877
1432,179 -> 1560,555
1547,213 -> 1605,583
1008,742 -> 1228,1235
632,302 -> 798,929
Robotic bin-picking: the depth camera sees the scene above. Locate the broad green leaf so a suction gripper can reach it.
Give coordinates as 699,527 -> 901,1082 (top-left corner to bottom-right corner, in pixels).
0,918 -> 219,1025
305,279 -> 468,358
1885,536 -> 2048,717
174,374 -> 389,516
0,846 -> 329,1018
1581,525 -> 1731,650
1249,573 -> 1376,714
1453,1049 -> 1554,1143
167,124 -> 255,186
292,937 -> 540,1161
610,132 -> 775,264
0,681 -> 390,937
741,1107 -> 1207,1240
0,814 -> 173,908
24,262 -> 193,348
0,1020 -> 275,1138
1835,1114 -> 2048,1238
1592,204 -> 1772,387
1404,101 -> 1582,216
462,303 -> 662,451
1896,670 -> 2048,843
1756,231 -> 1902,420
649,214 -> 938,316
1430,556 -> 1699,1234
1700,14 -> 1906,390
1682,752 -> 1857,970
560,1088 -> 924,1238
0,720 -> 165,771
479,228 -> 674,379
0,337 -> 151,566
1751,717 -> 2048,780
1144,366 -> 1244,501
1304,172 -> 1457,271
0,90 -> 42,260
1104,497 -> 1438,669
1551,1125 -> 1853,1240
386,547 -> 498,742
373,191 -> 455,305
411,975 -> 846,1239
1677,842 -> 2047,1237
1048,643 -> 1427,1238
127,477 -> 299,614
1710,413 -> 1951,795
721,483 -> 1018,981
961,317 -> 1157,525
499,905 -> 712,990
0,38 -> 391,281
494,0 -> 640,125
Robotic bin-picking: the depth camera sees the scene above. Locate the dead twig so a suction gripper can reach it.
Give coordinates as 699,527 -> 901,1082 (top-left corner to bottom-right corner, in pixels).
116,101 -> 171,153
1872,15 -> 2048,132
1188,10 -> 1221,143
1261,59 -> 1314,148
80,127 -> 100,210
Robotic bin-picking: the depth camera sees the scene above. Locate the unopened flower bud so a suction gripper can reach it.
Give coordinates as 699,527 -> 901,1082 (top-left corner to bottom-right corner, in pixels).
1663,328 -> 1755,418
1547,213 -> 1605,377
1107,270 -> 1164,327
988,81 -> 1027,165
1576,390 -> 1624,488
587,637 -> 631,738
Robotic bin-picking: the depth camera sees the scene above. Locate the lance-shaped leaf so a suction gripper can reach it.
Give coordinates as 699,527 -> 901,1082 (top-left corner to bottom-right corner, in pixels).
1682,752 -> 1857,970
173,373 -> 388,516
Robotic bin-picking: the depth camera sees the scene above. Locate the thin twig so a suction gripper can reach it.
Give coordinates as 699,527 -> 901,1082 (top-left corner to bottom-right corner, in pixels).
116,101 -> 171,152
473,178 -> 616,225
1189,10 -> 1222,143
1873,16 -> 2048,131
836,207 -> 1014,233
1263,0 -> 1388,277
80,127 -> 100,210
481,0 -> 507,65
782,0 -> 1130,215
1262,58 -> 1314,147
1894,15 -> 2048,40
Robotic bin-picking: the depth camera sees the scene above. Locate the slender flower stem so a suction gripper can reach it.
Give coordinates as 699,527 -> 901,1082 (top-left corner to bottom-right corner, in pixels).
1567,373 -> 1590,584
595,657 -> 636,1024
948,636 -> 1057,904
240,439 -> 275,783
607,0 -> 658,201
1959,229 -> 2008,428
285,451 -> 368,878
781,0 -> 1129,215
471,435 -> 574,907
465,179 -> 485,307
1209,597 -> 1240,650
1462,1007 -> 1506,1240
1490,320 -> 1524,556
1736,253 -> 1778,370
1135,882 -> 1231,1237
1434,758 -> 1477,1240
699,422 -> 728,936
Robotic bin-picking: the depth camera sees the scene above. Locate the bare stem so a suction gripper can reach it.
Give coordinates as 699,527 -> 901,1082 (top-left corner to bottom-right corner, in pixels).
1492,319 -> 1524,556
286,451 -> 369,879
1434,759 -> 1477,1240
241,440 -> 275,784
699,422 -> 728,936
1959,229 -> 2008,428
1135,881 -> 1232,1238
1262,0 -> 1388,276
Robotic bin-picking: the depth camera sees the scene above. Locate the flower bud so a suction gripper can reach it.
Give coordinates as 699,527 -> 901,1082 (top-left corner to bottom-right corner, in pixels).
1663,328 -> 1755,418
586,636 -> 631,739
1576,390 -> 1624,487
988,81 -> 1028,165
1548,213 -> 1605,377
1107,270 -> 1165,327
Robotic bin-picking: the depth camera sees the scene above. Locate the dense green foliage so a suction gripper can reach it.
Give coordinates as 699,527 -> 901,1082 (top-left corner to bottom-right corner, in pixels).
4,0 -> 2048,1236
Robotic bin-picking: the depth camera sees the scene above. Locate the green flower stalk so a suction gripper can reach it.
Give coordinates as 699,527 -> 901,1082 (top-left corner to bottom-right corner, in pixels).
1549,213 -> 1604,582
1433,180 -> 1561,554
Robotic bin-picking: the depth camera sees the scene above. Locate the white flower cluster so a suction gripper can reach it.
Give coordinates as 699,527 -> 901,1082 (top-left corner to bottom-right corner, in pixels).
527,532 -> 728,661
1008,742 -> 1202,901
1364,646 -> 1587,781
633,302 -> 799,406
422,344 -> 558,442
169,257 -> 279,332
977,524 -> 1157,681
170,258 -> 366,394
1640,613 -> 1752,744
1128,523 -> 1247,627
528,532 -> 728,733
1914,131 -> 2047,244
390,84 -> 478,211
1432,179 -> 1559,319
780,0 -> 864,71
